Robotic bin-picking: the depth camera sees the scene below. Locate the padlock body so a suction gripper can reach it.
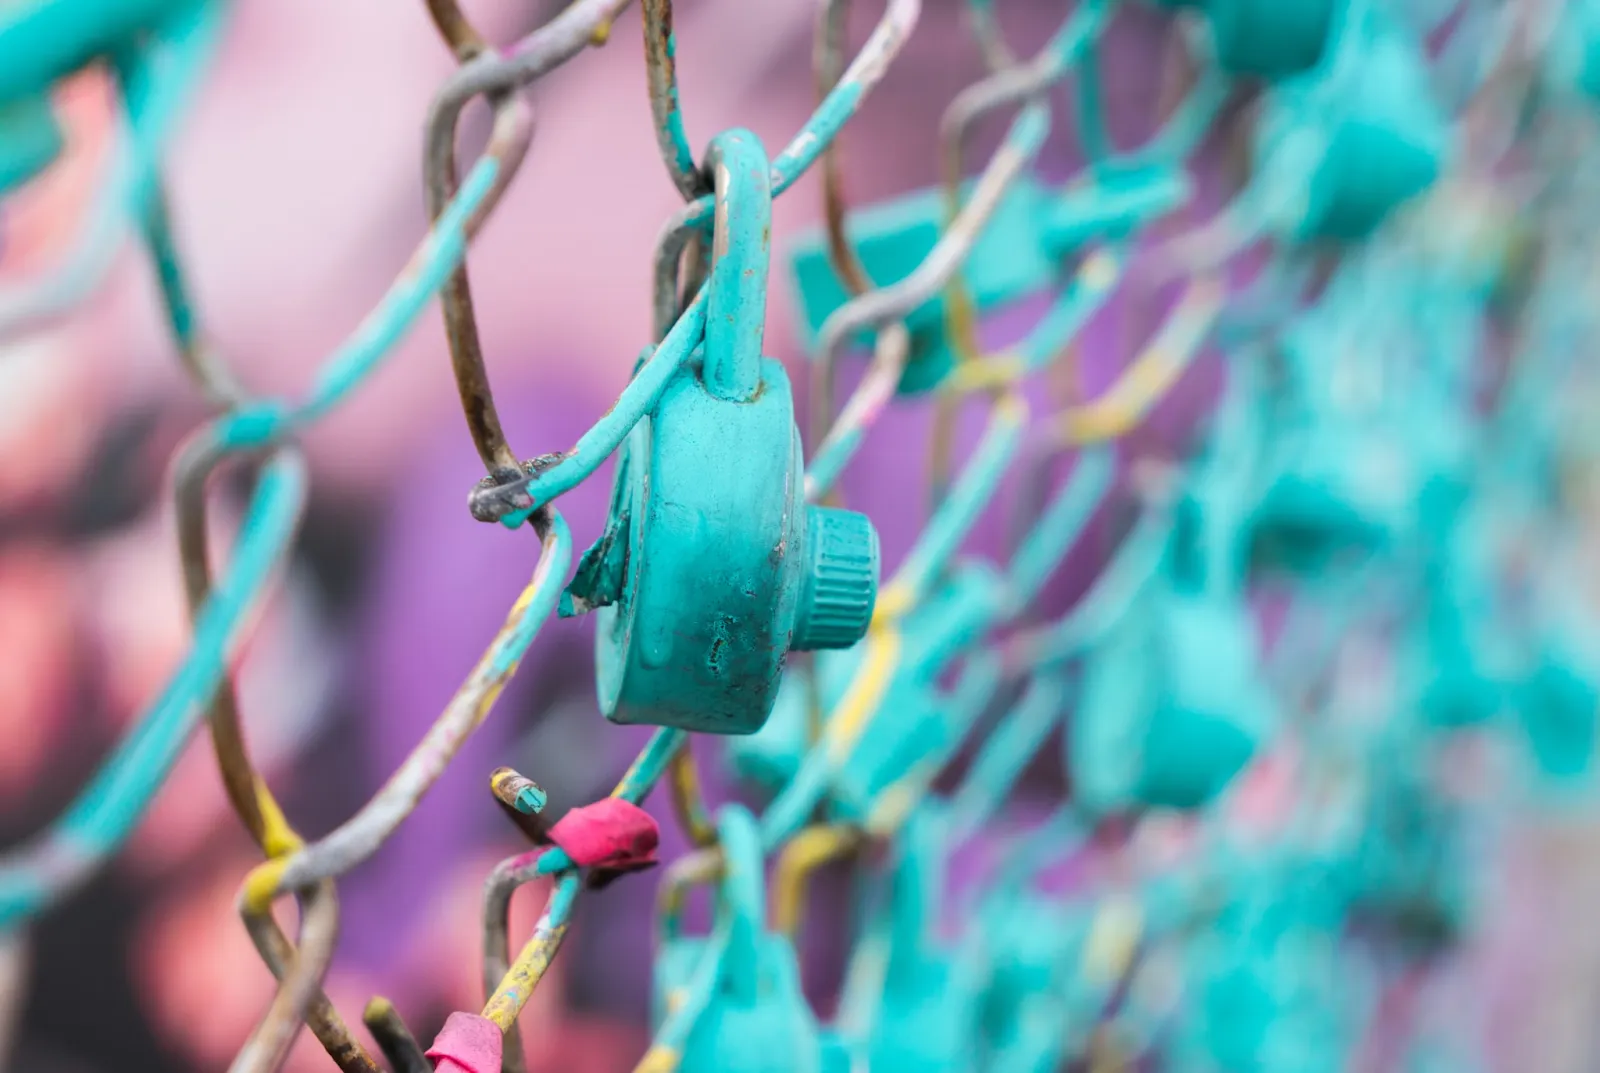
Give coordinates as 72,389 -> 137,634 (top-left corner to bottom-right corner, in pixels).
596,354 -> 807,734
1207,0 -> 1339,79
1259,18 -> 1447,242
653,935 -> 833,1073
1517,640 -> 1600,782
870,955 -> 984,1073
1413,517 -> 1520,729
1073,592 -> 1267,813
1249,370 -> 1471,575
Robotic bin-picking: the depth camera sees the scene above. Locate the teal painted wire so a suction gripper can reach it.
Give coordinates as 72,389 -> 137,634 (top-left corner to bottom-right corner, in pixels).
213,154 -> 505,451
0,449 -> 308,929
614,727 -> 690,804
493,291 -> 711,529
802,102 -> 1051,499
758,650 -> 1002,852
657,0 -> 919,236
761,744 -> 837,852
947,672 -> 1072,844
537,727 -> 686,875
1017,250 -> 1127,371
1124,66 -> 1233,171
893,402 -> 1026,603
803,423 -> 866,503
0,0 -> 223,340
1026,502 -> 1176,668
1005,447 -> 1116,602
1075,42 -> 1113,168
871,653 -> 1007,827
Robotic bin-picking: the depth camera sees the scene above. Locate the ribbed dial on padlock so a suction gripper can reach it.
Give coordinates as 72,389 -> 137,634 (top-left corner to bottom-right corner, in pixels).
793,506 -> 879,652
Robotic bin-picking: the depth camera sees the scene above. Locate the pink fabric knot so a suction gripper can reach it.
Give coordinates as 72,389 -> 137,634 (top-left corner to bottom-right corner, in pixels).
425,1011 -> 502,1073
547,797 -> 660,887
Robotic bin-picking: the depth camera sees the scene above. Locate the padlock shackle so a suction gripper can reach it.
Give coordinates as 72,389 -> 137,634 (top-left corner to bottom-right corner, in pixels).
890,392 -> 1027,613
656,807 -> 771,989
644,806 -> 773,1064
712,804 -> 767,999
1184,345 -> 1264,599
1026,497 -> 1177,670
702,129 -> 772,402
885,808 -> 947,973
1004,447 -> 1116,613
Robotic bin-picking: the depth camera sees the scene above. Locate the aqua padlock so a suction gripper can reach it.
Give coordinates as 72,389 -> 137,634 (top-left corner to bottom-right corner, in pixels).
1072,448 -> 1270,815
568,130 -> 880,736
1517,650 -> 1600,783
1201,0 -> 1341,80
1249,303 -> 1473,574
1253,9 -> 1447,243
1183,857 -> 1352,1073
0,0 -> 202,102
1342,749 -> 1469,948
1413,604 -> 1514,731
1513,578 -> 1600,784
863,809 -> 985,1073
651,806 -> 842,1073
1411,504 -> 1521,729
0,94 -> 63,196
787,177 -> 1053,394
976,900 -> 1096,1064
1072,585 -> 1270,814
